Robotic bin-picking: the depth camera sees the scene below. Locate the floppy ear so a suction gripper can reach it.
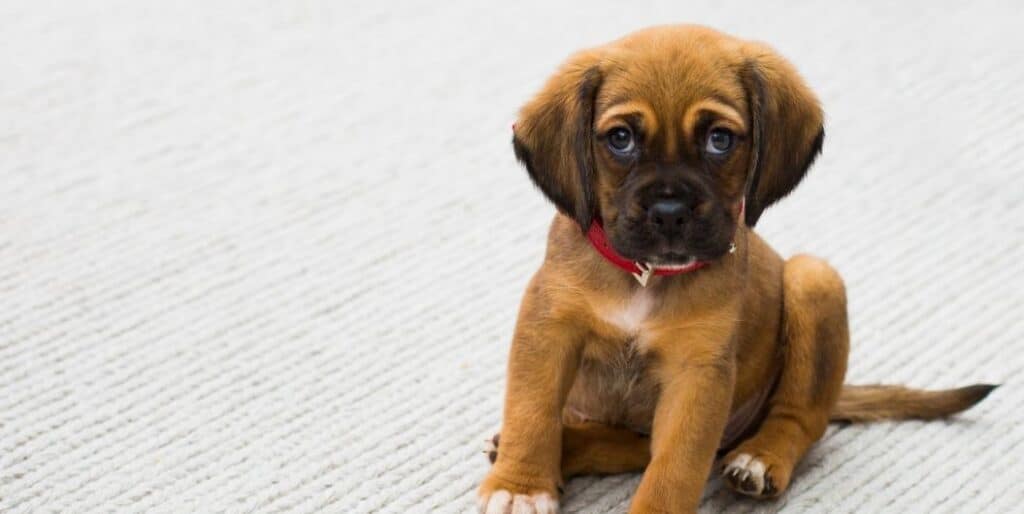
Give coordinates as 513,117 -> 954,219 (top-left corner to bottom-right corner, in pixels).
741,44 -> 825,226
513,50 -> 604,231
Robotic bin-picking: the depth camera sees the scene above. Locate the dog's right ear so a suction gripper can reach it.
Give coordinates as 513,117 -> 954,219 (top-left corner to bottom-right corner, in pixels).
513,50 -> 604,231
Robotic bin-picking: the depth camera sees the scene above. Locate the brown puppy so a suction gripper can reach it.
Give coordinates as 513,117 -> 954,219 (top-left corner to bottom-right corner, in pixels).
478,25 -> 996,514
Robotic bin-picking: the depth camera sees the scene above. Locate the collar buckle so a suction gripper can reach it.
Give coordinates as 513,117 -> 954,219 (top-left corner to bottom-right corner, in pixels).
632,262 -> 654,287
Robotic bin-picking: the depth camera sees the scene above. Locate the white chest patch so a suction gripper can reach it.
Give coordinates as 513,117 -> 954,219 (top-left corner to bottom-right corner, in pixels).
601,290 -> 655,335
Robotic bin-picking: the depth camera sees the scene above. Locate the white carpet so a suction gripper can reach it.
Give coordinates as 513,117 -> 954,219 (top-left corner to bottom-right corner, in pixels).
1,1 -> 1022,512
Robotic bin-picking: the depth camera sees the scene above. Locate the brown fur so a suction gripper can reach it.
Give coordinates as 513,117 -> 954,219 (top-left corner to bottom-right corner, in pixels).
479,25 -> 995,514
832,384 -> 998,423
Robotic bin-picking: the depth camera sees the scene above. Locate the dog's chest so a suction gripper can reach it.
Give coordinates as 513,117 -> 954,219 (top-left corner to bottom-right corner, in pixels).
566,290 -> 661,431
599,289 -> 656,337
567,339 -> 659,433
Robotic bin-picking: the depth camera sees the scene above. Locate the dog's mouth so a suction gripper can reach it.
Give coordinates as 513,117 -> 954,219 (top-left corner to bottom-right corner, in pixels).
607,231 -> 708,267
603,211 -> 740,269
618,238 -> 737,269
647,253 -> 697,268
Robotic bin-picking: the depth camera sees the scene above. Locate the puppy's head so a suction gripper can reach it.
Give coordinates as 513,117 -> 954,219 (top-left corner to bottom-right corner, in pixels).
513,25 -> 824,266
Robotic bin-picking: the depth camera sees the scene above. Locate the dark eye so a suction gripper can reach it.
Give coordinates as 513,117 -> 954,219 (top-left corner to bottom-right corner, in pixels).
705,128 -> 734,155
606,127 -> 635,155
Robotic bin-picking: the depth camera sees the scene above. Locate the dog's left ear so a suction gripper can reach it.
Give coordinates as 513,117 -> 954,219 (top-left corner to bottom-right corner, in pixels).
513,50 -> 604,231
740,43 -> 825,226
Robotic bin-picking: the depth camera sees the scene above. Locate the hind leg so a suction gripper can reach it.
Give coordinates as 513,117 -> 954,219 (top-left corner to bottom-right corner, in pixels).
487,421 -> 650,480
722,254 -> 849,498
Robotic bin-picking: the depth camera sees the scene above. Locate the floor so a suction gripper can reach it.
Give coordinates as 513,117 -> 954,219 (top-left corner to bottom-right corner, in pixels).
1,1 -> 1022,512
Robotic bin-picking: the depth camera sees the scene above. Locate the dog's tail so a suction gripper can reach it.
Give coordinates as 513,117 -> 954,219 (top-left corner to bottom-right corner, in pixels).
829,384 -> 998,423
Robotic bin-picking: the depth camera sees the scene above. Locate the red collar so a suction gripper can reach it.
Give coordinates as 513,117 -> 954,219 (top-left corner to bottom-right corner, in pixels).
585,221 -> 708,286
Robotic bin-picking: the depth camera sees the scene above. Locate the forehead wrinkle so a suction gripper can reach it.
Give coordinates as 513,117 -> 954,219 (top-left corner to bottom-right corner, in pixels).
682,98 -> 748,143
596,100 -> 659,137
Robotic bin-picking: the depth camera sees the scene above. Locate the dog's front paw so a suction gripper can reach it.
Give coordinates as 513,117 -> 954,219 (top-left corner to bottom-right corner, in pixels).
478,489 -> 557,514
721,451 -> 786,499
478,471 -> 558,514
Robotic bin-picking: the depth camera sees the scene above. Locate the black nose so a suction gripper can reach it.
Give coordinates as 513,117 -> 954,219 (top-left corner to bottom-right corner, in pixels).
648,200 -> 686,227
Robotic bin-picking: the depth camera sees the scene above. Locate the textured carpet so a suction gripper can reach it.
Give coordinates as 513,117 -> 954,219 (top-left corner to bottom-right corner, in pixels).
1,1 -> 1022,513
